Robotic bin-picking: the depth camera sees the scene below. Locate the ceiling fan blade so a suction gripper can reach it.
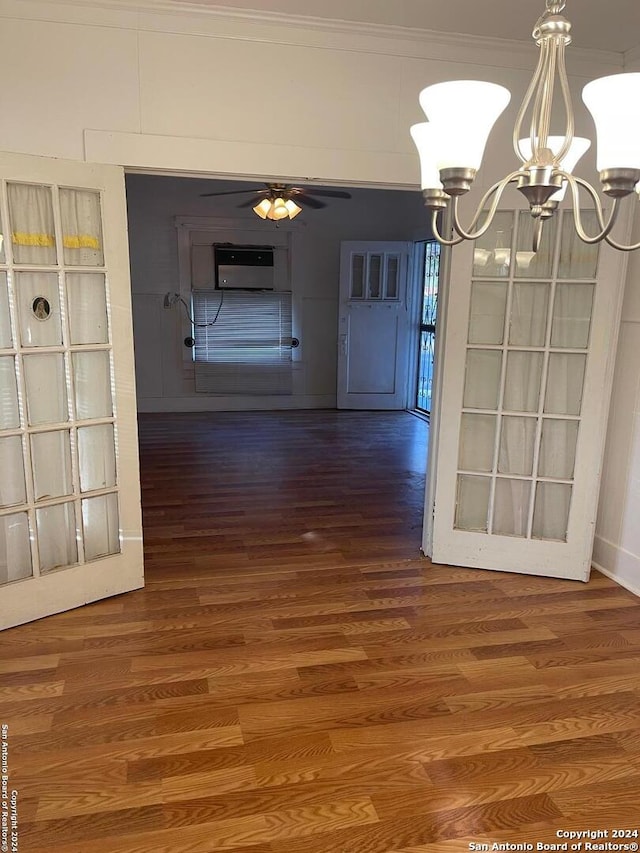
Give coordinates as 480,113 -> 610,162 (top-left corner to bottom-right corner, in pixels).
296,196 -> 326,209
291,187 -> 352,199
237,197 -> 260,208
199,188 -> 264,198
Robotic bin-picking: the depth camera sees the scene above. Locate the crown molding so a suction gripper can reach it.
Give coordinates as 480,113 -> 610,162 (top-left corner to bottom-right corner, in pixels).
0,0 -> 624,76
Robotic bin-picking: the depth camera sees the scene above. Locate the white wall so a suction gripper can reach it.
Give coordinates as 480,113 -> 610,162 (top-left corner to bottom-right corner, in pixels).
0,0 -> 621,186
593,206 -> 640,596
126,174 -> 429,411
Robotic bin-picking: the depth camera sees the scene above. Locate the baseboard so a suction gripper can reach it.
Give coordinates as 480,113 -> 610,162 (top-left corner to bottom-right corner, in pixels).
135,394 -> 336,413
592,534 -> 640,598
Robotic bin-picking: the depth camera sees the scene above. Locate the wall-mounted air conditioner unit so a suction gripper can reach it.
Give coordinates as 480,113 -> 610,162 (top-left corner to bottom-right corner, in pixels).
214,246 -> 274,290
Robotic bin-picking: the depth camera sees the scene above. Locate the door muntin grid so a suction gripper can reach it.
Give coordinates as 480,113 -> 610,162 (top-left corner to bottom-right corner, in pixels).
0,181 -> 121,584
454,210 -> 599,542
349,252 -> 403,301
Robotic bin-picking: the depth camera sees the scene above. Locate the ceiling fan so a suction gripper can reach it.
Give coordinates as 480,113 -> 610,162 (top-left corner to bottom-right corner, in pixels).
199,183 -> 352,220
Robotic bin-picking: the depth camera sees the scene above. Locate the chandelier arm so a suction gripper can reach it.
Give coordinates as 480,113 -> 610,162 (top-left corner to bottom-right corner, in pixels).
513,41 -> 548,163
531,39 -> 556,154
562,173 -> 621,243
553,40 -> 574,163
604,233 -> 640,252
452,171 -> 525,241
430,209 -> 466,246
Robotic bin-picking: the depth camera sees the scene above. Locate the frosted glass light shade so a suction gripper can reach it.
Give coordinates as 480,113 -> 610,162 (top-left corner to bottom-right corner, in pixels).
419,80 -> 511,171
519,135 -> 591,200
516,251 -> 536,270
582,73 -> 640,170
253,199 -> 272,219
409,123 -> 443,189
268,198 -> 289,221
284,199 -> 302,219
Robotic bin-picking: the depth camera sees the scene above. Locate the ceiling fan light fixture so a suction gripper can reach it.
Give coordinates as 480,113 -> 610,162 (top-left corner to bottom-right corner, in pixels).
284,199 -> 302,219
268,197 -> 290,220
253,198 -> 272,219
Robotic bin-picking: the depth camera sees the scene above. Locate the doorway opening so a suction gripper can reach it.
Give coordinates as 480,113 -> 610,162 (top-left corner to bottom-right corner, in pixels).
415,240 -> 441,417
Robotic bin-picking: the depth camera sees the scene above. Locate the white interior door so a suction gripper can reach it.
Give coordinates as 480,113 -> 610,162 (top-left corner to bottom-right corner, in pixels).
0,151 -> 143,629
337,241 -> 412,409
424,208 -> 628,581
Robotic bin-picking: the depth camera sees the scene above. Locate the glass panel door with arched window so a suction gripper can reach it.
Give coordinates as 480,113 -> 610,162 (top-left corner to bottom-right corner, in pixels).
425,207 -> 628,581
0,152 -> 143,629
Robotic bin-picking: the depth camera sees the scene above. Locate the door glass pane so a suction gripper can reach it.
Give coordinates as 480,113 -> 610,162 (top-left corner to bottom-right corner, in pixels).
493,479 -> 531,537
0,357 -> 20,429
16,272 -> 62,348
459,414 -> 496,472
31,431 -> 73,501
463,350 -> 502,409
498,416 -> 537,476
509,282 -> 549,346
472,211 -> 513,277
455,475 -> 490,532
36,502 -> 78,572
533,482 -> 572,541
59,188 -> 104,266
385,256 -> 399,299
559,211 -> 599,278
468,282 -> 507,344
0,212 -> 6,263
0,273 -> 11,348
67,273 -> 109,344
350,255 -> 364,298
516,212 -> 557,278
83,493 -> 120,560
551,283 -> 594,349
0,513 -> 32,583
0,436 -> 26,507
544,353 -> 586,415
503,352 -> 543,412
368,255 -> 382,298
23,354 -> 68,425
538,419 -> 579,479
72,351 -> 113,419
78,424 -> 116,491
8,183 -> 57,265
417,330 -> 436,414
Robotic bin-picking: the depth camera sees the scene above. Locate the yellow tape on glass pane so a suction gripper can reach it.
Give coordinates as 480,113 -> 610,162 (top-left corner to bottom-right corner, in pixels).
12,233 -> 101,249
12,231 -> 55,247
62,235 -> 100,249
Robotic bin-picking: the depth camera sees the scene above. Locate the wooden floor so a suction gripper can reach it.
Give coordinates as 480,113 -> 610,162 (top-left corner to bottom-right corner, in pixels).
2,409 -> 640,852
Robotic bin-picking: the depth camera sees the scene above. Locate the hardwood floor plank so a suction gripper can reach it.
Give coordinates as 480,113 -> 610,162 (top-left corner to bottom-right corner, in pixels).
3,411 -> 640,852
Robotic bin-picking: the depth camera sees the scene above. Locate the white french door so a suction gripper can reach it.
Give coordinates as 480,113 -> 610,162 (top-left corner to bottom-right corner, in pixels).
337,241 -> 412,409
425,207 -> 628,581
0,152 -> 143,629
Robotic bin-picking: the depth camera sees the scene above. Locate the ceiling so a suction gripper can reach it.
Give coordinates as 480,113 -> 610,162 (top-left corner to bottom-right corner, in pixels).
173,0 -> 640,54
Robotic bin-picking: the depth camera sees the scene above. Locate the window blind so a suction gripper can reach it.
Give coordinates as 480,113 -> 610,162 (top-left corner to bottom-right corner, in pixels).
192,290 -> 293,395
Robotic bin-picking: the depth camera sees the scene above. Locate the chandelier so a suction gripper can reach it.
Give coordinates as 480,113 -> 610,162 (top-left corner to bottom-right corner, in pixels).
410,0 -> 640,252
